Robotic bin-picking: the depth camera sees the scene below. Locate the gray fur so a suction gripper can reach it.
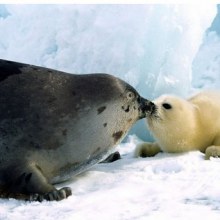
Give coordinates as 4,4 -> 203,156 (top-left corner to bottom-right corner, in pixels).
0,59 -> 154,201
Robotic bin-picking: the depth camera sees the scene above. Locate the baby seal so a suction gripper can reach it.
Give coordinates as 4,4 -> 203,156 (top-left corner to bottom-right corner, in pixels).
0,59 -> 154,201
135,91 -> 220,160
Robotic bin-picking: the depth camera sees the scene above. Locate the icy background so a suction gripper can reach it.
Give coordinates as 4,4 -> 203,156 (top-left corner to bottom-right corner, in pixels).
0,4 -> 217,140
1,4 -> 220,220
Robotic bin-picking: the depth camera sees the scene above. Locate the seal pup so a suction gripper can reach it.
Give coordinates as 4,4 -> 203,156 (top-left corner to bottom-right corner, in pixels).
0,59 -> 154,201
134,91 -> 220,160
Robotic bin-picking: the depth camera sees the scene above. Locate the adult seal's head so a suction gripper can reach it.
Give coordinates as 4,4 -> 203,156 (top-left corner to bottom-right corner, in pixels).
0,59 -> 154,202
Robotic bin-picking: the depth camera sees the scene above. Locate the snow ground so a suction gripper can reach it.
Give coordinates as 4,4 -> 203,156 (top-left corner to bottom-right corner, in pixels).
0,4 -> 220,220
1,135 -> 220,220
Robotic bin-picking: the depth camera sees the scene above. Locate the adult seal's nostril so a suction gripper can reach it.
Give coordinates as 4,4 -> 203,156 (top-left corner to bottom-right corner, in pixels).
145,101 -> 156,114
138,97 -> 155,119
149,101 -> 156,114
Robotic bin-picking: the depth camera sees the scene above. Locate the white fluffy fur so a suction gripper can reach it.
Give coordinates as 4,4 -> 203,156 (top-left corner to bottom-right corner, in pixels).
135,91 -> 220,159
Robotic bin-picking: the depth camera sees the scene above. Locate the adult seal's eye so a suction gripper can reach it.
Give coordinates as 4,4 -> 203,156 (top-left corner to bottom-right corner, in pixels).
127,92 -> 135,100
162,103 -> 172,110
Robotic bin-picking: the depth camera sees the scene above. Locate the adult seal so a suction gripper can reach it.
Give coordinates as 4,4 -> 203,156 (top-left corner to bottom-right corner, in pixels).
0,59 -> 154,202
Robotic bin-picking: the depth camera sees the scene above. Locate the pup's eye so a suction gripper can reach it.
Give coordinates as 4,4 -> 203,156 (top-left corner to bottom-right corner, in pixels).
162,103 -> 172,110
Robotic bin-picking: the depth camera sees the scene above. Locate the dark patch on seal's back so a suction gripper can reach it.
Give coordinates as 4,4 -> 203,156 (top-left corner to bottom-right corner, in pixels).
97,106 -> 106,114
112,131 -> 123,143
0,60 -> 25,82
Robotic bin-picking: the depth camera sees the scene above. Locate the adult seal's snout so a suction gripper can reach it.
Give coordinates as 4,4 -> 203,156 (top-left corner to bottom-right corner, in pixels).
138,97 -> 156,119
0,59 -> 152,202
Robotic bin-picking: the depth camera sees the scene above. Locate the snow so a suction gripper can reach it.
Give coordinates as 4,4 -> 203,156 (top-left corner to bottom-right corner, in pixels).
1,136 -> 220,220
1,3 -> 220,220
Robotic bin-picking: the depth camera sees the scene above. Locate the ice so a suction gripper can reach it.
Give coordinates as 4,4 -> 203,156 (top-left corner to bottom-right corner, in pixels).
192,5 -> 220,91
0,4 -> 215,97
1,139 -> 220,220
0,4 -> 220,220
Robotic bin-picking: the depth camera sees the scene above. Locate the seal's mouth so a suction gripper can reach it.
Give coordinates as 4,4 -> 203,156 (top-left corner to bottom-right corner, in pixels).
138,97 -> 156,119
